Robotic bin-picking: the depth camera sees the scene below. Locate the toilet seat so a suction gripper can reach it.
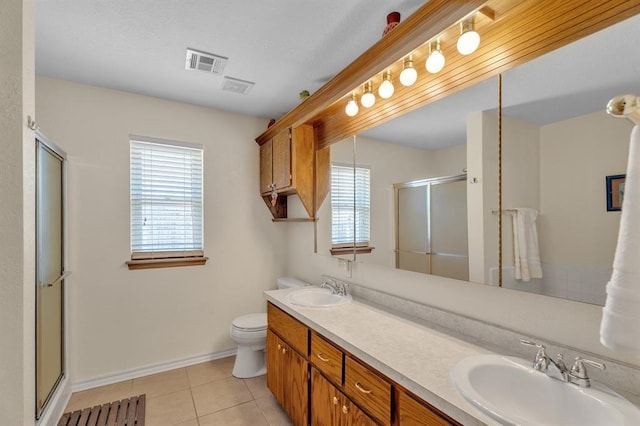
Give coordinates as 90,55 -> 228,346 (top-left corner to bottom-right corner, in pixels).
232,313 -> 267,331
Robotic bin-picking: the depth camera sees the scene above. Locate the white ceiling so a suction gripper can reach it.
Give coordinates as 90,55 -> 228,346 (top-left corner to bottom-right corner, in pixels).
35,0 -> 425,119
35,3 -> 640,149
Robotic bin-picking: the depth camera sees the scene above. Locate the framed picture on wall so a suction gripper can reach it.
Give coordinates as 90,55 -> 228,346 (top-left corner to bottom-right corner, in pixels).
606,174 -> 626,211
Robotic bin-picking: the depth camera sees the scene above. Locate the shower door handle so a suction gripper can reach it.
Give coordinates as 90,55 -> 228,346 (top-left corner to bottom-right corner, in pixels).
40,271 -> 71,288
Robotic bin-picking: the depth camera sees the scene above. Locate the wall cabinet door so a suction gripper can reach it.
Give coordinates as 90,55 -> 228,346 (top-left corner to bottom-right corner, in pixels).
311,367 -> 376,426
260,139 -> 273,195
272,128 -> 292,191
267,330 -> 309,426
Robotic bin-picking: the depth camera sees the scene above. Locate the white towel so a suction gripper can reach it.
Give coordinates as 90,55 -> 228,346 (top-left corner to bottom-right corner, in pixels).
510,208 -> 543,282
600,125 -> 640,356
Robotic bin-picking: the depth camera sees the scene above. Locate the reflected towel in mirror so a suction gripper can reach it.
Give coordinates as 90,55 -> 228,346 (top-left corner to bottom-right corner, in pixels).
510,208 -> 543,282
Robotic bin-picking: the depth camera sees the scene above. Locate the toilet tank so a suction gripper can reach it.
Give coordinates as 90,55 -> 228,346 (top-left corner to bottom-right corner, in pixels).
276,276 -> 309,289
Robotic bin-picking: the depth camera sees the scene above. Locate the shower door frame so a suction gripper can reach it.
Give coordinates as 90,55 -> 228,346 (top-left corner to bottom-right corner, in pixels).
35,131 -> 67,420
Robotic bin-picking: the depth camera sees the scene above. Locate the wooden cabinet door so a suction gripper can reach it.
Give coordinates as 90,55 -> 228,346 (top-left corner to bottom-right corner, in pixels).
311,367 -> 342,426
266,330 -> 283,403
344,399 -> 377,426
260,139 -> 273,195
311,368 -> 376,426
272,128 -> 291,191
284,344 -> 309,426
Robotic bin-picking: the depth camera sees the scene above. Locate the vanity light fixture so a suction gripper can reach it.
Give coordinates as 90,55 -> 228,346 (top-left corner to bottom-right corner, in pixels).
457,16 -> 480,55
360,81 -> 376,108
378,70 -> 395,99
345,93 -> 359,116
399,55 -> 418,86
425,39 -> 445,73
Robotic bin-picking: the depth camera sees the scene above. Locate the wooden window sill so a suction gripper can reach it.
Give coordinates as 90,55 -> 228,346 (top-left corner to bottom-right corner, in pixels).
330,246 -> 375,255
126,256 -> 208,270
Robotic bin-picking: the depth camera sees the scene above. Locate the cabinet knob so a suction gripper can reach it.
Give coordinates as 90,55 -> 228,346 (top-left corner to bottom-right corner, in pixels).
332,396 -> 339,405
342,405 -> 349,414
277,344 -> 281,350
282,348 -> 286,354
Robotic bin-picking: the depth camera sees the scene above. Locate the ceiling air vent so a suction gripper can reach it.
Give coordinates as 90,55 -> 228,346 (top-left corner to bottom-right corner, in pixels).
185,48 -> 228,75
221,77 -> 255,95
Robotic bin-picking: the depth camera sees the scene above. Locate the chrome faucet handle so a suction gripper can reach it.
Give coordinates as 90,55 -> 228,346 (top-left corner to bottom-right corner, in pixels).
569,357 -> 606,388
520,339 -> 549,370
554,354 -> 568,372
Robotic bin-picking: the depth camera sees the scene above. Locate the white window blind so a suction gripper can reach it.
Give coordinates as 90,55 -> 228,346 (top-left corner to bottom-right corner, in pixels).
130,138 -> 203,258
331,163 -> 370,246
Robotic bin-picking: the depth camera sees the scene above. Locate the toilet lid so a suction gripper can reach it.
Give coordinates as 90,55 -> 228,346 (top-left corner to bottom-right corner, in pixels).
232,313 -> 267,331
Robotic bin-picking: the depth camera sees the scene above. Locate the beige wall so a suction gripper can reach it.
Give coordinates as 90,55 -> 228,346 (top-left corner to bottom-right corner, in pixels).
501,115 -> 541,266
0,1 -> 36,425
467,112 -> 499,284
35,77 -> 287,382
539,110 -> 630,267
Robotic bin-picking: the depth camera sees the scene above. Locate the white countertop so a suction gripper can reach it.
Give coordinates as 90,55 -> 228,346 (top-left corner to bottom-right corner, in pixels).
265,287 -> 499,426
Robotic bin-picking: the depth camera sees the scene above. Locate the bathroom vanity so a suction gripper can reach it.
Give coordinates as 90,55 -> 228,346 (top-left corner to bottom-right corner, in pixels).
266,289 -> 497,425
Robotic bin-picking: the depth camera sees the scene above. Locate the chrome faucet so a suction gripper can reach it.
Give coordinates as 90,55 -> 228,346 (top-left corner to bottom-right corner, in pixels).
520,340 -> 605,387
320,279 -> 348,296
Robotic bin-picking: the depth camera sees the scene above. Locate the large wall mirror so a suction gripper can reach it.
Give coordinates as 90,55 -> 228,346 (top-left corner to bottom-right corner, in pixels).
500,13 -> 639,305
311,9 -> 639,304
317,77 -> 500,285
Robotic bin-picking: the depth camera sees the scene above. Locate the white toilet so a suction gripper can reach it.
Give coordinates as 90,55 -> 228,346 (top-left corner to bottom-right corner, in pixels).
230,277 -> 308,378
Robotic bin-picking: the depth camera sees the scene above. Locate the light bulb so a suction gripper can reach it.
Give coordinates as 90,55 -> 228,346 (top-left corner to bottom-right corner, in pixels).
457,18 -> 480,55
345,94 -> 359,116
425,40 -> 445,74
378,71 -> 394,99
360,81 -> 375,108
399,56 -> 417,86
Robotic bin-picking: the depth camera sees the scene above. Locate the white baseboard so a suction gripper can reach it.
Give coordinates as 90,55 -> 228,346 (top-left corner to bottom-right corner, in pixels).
38,376 -> 72,426
71,348 -> 238,393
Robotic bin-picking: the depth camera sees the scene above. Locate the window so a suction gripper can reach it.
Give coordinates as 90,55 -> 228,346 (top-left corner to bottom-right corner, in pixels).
331,163 -> 371,254
127,136 -> 207,269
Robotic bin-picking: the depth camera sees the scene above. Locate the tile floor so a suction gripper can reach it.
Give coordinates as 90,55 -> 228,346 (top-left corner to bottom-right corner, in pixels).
64,356 -> 293,426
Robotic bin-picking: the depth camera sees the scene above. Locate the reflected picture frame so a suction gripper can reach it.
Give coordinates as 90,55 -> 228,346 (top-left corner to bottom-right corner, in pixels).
606,174 -> 626,211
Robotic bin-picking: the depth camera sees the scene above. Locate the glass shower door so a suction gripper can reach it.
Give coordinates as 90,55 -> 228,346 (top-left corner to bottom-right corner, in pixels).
36,138 -> 65,418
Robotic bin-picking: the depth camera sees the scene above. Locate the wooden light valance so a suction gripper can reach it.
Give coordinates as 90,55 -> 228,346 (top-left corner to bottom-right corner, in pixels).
255,0 -> 640,150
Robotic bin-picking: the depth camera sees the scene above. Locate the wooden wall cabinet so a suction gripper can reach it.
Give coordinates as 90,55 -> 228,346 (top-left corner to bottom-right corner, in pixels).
258,124 -> 329,220
267,302 -> 459,426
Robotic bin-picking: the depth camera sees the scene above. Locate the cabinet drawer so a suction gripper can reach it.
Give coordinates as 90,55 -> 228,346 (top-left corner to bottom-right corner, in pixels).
344,356 -> 391,425
311,332 -> 344,385
268,303 -> 308,356
398,390 -> 453,426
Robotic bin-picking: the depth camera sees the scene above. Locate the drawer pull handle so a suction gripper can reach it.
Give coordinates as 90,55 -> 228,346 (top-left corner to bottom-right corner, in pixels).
332,396 -> 339,405
355,381 -> 372,394
317,353 -> 331,362
342,405 -> 349,414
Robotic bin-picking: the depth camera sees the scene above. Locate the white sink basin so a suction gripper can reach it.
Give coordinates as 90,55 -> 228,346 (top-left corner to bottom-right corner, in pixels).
285,287 -> 352,308
452,354 -> 640,426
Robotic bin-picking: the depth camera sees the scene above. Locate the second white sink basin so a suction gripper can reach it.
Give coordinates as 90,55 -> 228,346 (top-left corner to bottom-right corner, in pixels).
285,287 -> 352,308
452,354 -> 640,426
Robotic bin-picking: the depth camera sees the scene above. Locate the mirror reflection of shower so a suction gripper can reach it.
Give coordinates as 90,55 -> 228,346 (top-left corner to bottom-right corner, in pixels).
395,174 -> 468,281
